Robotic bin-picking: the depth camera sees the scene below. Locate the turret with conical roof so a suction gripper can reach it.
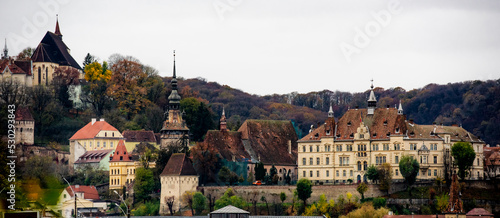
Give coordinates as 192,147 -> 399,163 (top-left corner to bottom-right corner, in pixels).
367,79 -> 377,115
54,14 -> 62,38
168,51 -> 181,110
397,100 -> 403,115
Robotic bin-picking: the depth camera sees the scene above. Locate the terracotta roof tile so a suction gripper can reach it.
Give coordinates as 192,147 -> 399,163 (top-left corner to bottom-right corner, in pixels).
203,130 -> 249,162
0,59 -> 32,75
110,140 -> 132,162
15,107 -> 34,121
65,185 -> 100,200
122,130 -> 156,143
466,207 -> 493,216
69,120 -> 119,140
161,153 -> 197,176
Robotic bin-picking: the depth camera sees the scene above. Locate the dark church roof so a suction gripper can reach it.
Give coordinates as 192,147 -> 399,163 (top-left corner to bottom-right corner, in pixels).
31,31 -> 82,70
161,153 -> 197,176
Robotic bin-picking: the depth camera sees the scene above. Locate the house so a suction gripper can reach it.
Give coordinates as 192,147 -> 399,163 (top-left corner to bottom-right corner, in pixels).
122,130 -> 158,152
69,118 -> 124,168
199,110 -> 299,183
74,149 -> 113,170
0,52 -> 33,86
14,107 -> 35,145
160,153 -> 198,214
484,145 -> 500,180
108,139 -> 156,190
56,185 -> 104,218
160,52 -> 189,149
298,82 -> 485,184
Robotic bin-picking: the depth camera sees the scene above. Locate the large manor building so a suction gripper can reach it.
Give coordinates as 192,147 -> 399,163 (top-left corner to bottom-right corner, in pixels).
298,83 -> 485,184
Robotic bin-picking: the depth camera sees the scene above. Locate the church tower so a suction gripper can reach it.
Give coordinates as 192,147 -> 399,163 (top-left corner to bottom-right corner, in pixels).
160,51 -> 189,149
367,80 -> 377,115
2,39 -> 8,59
220,107 -> 227,132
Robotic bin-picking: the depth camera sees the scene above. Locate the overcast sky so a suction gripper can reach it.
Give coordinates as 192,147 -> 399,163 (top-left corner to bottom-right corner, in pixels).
1,0 -> 500,95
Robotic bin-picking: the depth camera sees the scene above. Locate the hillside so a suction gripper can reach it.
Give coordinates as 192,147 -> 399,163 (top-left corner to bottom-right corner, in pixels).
172,77 -> 500,145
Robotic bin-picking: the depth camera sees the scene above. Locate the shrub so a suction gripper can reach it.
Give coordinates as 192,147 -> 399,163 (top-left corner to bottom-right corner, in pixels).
373,197 -> 386,209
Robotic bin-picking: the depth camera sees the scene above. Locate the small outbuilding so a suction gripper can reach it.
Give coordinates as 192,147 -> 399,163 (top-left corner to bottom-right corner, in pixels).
209,205 -> 249,218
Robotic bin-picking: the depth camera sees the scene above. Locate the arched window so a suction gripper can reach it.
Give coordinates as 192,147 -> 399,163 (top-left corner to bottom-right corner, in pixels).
45,68 -> 48,85
363,161 -> 368,170
357,161 -> 362,171
38,67 -> 41,84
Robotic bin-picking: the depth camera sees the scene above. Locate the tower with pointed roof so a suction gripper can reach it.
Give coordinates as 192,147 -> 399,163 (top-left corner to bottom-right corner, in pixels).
367,79 -> 377,115
397,100 -> 403,115
220,107 -> 227,131
160,51 -> 190,149
109,140 -> 136,190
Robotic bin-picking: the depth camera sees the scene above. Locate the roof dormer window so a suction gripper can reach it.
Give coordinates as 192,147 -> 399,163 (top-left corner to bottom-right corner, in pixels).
383,120 -> 388,125
347,121 -> 351,126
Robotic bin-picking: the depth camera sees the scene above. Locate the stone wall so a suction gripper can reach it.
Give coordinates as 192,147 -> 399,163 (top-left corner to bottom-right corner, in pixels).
199,182 -> 407,203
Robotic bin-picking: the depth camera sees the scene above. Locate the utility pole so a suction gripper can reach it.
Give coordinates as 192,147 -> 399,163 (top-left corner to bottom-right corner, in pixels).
62,177 -> 77,218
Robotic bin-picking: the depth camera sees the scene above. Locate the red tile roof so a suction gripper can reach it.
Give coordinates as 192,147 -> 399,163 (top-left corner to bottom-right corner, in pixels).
69,120 -> 119,140
122,130 -> 156,143
466,208 -> 493,216
161,153 -> 197,176
110,140 -> 132,162
0,59 -> 32,75
74,149 -> 113,164
65,185 -> 100,200
15,107 -> 34,121
202,130 -> 249,162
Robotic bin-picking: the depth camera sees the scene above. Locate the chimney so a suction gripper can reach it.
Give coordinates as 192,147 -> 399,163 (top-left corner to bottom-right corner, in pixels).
288,140 -> 292,154
91,118 -> 97,125
100,118 -> 105,122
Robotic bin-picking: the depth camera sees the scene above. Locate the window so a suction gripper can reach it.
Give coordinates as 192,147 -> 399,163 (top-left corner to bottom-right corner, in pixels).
383,144 -> 389,151
317,158 -> 320,165
421,156 -> 427,164
97,142 -> 100,147
316,146 -> 320,152
90,142 -> 92,147
477,158 -> 480,166
376,156 -> 386,165
303,146 -> 306,152
340,157 -> 349,166
310,146 -> 313,152
317,171 -> 320,177
324,145 -> 327,152
303,171 -> 306,177
326,170 -> 329,177
363,161 -> 368,170
350,170 -> 353,176
360,134 -> 364,139
357,161 -> 362,171
120,156 -> 123,160
103,142 -> 106,148
347,145 -> 353,151
326,157 -> 330,165
343,170 -> 346,177
430,143 -> 437,150
428,169 -> 431,176
328,145 -> 331,151
336,170 -> 339,177
337,145 -> 343,151
395,169 -> 399,176
434,169 -> 437,176
302,158 -> 306,165
373,144 -> 379,151
105,132 -> 107,137
310,171 -> 313,177
358,144 -> 367,151
410,143 -> 417,150
394,143 -> 400,150
434,156 -> 437,164
310,158 -> 313,165
395,156 -> 399,164
110,142 -> 113,148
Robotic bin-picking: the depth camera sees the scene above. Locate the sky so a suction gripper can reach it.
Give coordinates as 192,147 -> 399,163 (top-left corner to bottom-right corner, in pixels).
1,0 -> 500,96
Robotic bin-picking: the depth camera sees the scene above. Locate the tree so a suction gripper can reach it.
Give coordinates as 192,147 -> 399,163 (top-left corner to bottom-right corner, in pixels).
214,188 -> 246,210
82,53 -> 96,67
192,142 -> 219,184
356,182 -> 368,200
165,196 -> 175,215
366,165 -> 379,184
254,162 -> 266,181
399,155 -> 420,199
52,67 -> 81,109
16,47 -> 34,60
193,192 -> 207,215
108,59 -> 150,119
134,168 -> 155,203
181,191 -> 195,215
261,196 -> 270,215
218,166 -> 239,186
296,178 -> 312,207
451,142 -> 476,180
180,97 -> 215,141
269,165 -> 278,185
82,61 -> 112,116
340,203 -> 389,218
280,192 -> 287,204
378,163 -> 392,195
84,61 -> 111,82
